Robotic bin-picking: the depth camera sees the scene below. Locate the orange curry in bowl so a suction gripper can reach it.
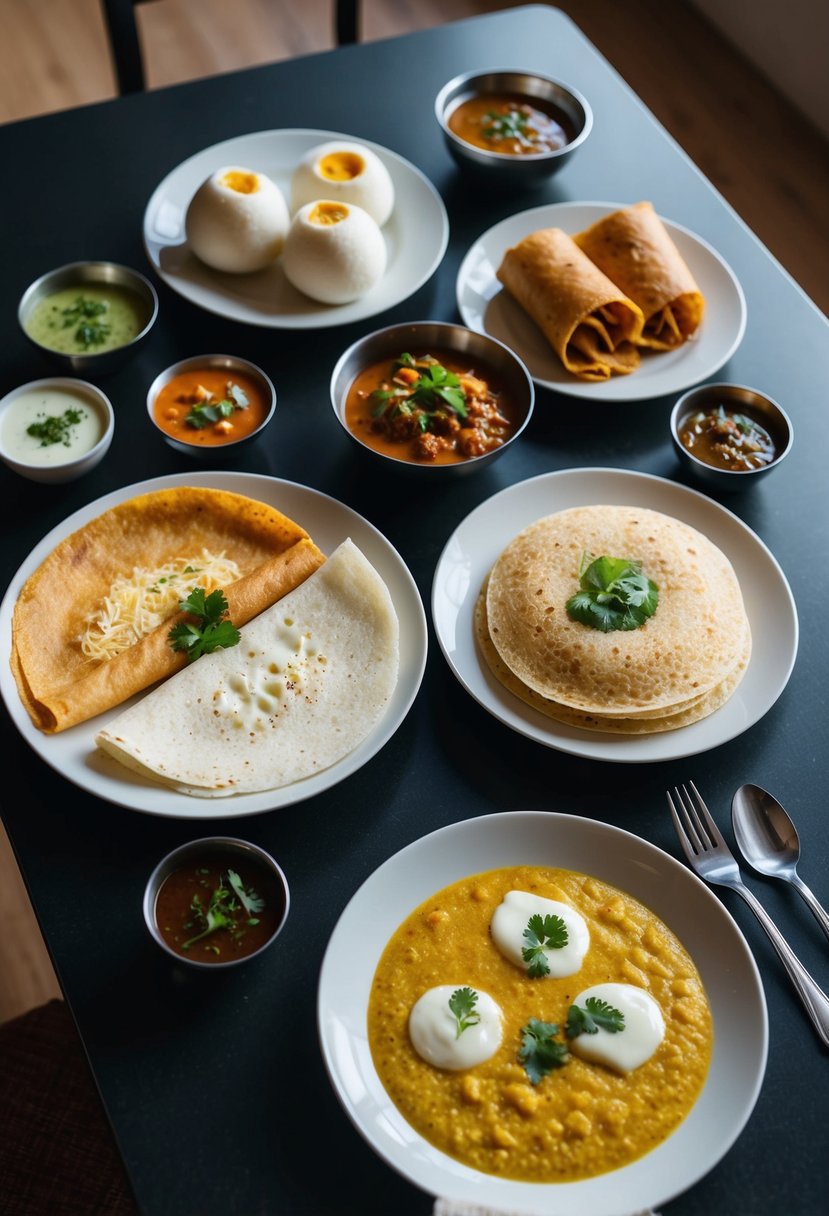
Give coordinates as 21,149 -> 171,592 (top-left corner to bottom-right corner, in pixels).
152,367 -> 270,447
344,350 -> 520,465
448,93 -> 574,156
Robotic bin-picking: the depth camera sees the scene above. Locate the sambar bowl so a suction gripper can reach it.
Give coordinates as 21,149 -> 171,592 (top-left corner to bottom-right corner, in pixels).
18,260 -> 158,375
330,321 -> 534,477
143,836 -> 290,971
670,382 -> 792,492
435,68 -> 592,185
146,353 -> 276,457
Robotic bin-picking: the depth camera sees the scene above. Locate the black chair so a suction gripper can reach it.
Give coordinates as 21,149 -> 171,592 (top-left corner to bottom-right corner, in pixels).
100,0 -> 360,96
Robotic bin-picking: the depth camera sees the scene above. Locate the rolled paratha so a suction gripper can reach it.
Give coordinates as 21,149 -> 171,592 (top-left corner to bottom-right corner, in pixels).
485,506 -> 749,715
496,227 -> 644,381
95,539 -> 399,796
11,487 -> 324,733
573,202 -> 704,350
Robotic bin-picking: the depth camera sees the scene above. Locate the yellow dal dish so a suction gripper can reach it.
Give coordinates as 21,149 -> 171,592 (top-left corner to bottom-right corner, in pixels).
368,864 -> 712,1182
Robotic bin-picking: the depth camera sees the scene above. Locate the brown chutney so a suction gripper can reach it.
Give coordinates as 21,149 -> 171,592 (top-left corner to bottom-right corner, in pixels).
367,865 -> 712,1182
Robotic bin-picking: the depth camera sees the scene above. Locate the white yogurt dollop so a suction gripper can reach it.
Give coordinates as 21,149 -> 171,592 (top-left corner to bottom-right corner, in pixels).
491,890 -> 589,978
408,985 -> 503,1070
568,982 -> 665,1073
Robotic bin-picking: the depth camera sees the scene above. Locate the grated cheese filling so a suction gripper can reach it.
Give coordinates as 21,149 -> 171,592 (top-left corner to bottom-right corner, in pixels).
80,550 -> 243,662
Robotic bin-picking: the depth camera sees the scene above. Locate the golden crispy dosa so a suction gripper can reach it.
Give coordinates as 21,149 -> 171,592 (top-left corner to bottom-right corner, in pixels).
573,202 -> 704,350
475,583 -> 750,734
11,488 -> 324,733
496,227 -> 644,381
485,505 -> 749,715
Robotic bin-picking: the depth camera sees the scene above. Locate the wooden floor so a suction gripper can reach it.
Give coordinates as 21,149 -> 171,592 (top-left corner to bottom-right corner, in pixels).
1,0 -> 828,1025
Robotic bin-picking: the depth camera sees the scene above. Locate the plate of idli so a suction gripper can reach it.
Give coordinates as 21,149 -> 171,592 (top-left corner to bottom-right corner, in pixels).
0,471 -> 428,817
143,128 -> 448,328
431,468 -> 797,762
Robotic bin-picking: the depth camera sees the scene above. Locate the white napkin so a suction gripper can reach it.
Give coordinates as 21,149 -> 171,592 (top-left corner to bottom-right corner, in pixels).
434,1201 -> 660,1216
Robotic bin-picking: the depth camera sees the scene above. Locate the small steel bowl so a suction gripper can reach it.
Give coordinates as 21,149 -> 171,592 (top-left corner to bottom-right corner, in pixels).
670,383 -> 793,491
143,836 -> 290,971
0,377 -> 114,484
435,68 -> 592,185
146,353 -> 276,458
330,321 -> 534,476
18,260 -> 158,375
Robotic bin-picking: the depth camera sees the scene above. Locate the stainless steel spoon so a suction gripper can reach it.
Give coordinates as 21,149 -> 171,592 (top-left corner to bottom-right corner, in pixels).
732,783 -> 829,945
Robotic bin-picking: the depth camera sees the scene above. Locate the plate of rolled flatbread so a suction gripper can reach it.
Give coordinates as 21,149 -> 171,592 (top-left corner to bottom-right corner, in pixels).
456,201 -> 746,400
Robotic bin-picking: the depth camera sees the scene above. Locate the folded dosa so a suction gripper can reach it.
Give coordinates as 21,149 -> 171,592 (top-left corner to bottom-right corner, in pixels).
95,539 -> 399,796
496,227 -> 644,381
11,488 -> 324,733
573,202 -> 704,350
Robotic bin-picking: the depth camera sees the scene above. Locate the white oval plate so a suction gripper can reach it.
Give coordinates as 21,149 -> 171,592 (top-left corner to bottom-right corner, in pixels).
318,810 -> 768,1216
143,128 -> 449,328
431,468 -> 798,763
456,201 -> 746,401
0,471 -> 427,819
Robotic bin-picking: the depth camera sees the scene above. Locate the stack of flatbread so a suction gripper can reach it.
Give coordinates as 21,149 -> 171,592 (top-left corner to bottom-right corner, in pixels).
475,505 -> 750,734
496,201 -> 705,381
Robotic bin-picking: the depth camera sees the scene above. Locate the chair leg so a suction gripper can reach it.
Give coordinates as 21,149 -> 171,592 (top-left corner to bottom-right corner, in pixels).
100,0 -> 146,94
336,0 -> 359,45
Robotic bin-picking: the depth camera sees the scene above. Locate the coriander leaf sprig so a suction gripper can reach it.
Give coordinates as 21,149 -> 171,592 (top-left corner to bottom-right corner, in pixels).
522,912 -> 569,978
448,987 -> 481,1038
566,997 -> 625,1039
566,551 -> 659,633
519,1018 -> 570,1084
168,586 -> 241,662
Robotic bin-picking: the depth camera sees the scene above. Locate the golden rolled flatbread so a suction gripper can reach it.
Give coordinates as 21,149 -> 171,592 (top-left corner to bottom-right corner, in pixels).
573,201 -> 704,350
11,487 -> 325,733
496,227 -> 644,381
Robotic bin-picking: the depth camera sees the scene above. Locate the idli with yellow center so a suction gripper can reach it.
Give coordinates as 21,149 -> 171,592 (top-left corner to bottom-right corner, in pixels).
291,140 -> 394,226
484,505 -> 749,716
185,166 -> 290,273
281,200 -> 387,304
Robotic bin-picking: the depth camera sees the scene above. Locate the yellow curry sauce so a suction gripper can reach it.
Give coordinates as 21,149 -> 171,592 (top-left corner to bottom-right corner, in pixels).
448,94 -> 573,155
368,865 -> 712,1182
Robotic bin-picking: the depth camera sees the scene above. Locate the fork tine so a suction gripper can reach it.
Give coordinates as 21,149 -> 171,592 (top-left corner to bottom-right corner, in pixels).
686,780 -> 726,847
667,787 -> 702,859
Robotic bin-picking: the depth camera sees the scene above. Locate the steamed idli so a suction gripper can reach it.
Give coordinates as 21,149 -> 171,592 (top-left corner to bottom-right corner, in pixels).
185,166 -> 290,273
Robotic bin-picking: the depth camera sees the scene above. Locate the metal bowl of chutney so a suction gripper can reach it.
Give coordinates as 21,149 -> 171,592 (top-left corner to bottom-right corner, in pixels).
143,837 -> 289,970
670,382 -> 793,491
435,69 -> 593,185
18,260 -> 158,376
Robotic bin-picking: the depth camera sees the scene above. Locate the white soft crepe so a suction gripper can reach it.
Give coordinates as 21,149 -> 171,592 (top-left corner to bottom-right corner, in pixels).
95,539 -> 399,796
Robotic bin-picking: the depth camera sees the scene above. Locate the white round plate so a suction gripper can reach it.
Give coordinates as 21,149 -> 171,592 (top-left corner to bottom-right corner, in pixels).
143,128 -> 449,328
318,810 -> 768,1216
0,471 -> 427,819
431,468 -> 798,764
456,201 -> 746,401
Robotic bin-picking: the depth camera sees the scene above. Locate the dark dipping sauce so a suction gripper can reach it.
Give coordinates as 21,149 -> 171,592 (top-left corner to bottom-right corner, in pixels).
345,349 -> 519,465
154,854 -> 285,963
679,404 -> 778,471
448,93 -> 573,155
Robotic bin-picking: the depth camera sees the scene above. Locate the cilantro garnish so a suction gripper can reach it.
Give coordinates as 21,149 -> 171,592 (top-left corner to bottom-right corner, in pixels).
566,551 -> 659,633
519,1018 -> 570,1084
59,295 -> 111,349
370,352 -> 468,431
186,382 -> 250,429
168,587 -> 241,662
482,107 -> 533,146
26,407 -> 85,447
181,869 -> 265,951
566,997 -> 626,1038
522,913 -> 569,978
448,987 -> 481,1038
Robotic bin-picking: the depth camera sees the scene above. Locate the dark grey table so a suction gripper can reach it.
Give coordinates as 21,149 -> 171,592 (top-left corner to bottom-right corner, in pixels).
2,7 -> 827,1214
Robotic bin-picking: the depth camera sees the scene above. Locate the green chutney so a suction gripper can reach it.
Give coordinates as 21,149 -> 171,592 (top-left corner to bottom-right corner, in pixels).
25,284 -> 148,355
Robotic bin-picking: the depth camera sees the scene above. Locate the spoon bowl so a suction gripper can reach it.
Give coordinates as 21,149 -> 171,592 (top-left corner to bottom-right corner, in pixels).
732,783 -> 829,944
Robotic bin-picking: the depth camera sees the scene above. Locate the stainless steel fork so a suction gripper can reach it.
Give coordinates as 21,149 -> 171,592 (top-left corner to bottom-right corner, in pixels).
668,780 -> 829,1047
